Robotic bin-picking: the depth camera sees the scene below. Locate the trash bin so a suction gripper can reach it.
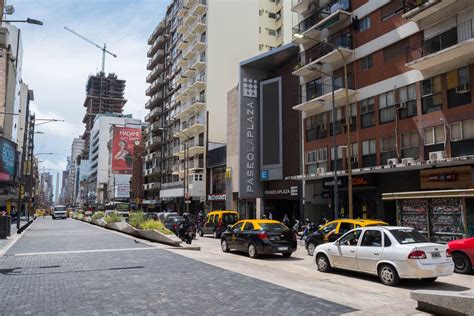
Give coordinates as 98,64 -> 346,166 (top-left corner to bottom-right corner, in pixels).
6,216 -> 11,236
0,215 -> 9,239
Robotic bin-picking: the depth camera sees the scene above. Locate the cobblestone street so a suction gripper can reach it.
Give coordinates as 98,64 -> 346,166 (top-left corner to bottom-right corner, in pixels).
0,218 -> 354,315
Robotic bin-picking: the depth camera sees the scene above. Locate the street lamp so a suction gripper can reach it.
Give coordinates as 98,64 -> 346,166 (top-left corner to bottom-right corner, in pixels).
158,127 -> 191,214
294,31 -> 353,219
3,18 -> 44,25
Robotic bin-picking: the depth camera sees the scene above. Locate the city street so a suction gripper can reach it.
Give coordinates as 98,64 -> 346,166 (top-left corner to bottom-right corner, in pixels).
1,218 -> 473,315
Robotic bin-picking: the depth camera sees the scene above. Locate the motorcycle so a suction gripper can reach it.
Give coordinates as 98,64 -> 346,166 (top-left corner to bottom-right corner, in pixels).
177,220 -> 193,244
292,220 -> 303,236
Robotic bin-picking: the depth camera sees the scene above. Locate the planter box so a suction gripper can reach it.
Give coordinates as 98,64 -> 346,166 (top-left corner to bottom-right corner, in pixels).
92,218 -> 107,227
106,221 -> 139,236
137,229 -> 181,246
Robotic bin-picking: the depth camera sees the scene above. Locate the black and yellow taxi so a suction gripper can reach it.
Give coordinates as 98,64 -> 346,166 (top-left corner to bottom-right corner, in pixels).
199,210 -> 239,238
221,220 -> 297,259
305,219 -> 388,256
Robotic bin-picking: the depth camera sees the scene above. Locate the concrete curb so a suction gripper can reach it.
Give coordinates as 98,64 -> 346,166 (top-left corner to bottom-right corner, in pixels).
0,219 -> 36,256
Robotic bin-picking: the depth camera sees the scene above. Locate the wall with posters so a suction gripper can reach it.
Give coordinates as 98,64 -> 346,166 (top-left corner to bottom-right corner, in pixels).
111,127 -> 141,175
0,137 -> 17,183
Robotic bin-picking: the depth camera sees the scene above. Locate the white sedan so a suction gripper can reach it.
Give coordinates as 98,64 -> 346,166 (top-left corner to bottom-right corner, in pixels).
314,226 -> 454,286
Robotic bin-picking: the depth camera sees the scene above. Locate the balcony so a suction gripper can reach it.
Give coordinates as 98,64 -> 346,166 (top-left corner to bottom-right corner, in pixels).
180,116 -> 205,135
293,34 -> 353,77
145,77 -> 164,96
148,21 -> 165,45
145,122 -> 161,135
183,31 -> 197,44
189,73 -> 206,91
291,0 -> 312,14
177,21 -> 188,34
147,35 -> 165,57
293,76 -> 355,112
175,86 -> 190,102
406,19 -> 474,74
190,53 -> 206,71
292,0 -> 351,44
177,5 -> 189,18
178,56 -> 188,68
147,49 -> 165,70
144,106 -> 162,122
184,12 -> 197,27
191,0 -> 207,16
175,95 -> 206,119
182,64 -> 196,78
145,136 -> 162,149
177,39 -> 188,51
145,92 -> 164,109
403,0 -> 456,22
143,182 -> 161,191
146,64 -> 164,83
192,16 -> 206,34
175,138 -> 205,158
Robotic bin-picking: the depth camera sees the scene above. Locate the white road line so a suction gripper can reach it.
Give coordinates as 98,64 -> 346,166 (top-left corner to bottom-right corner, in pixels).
12,247 -> 160,256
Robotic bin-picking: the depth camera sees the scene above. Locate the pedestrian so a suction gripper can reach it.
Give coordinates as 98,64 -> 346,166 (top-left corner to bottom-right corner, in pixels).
268,212 -> 273,220
261,213 -> 267,219
282,214 -> 290,227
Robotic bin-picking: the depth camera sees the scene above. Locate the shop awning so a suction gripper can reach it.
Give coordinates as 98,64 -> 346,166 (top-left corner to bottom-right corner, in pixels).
382,189 -> 474,200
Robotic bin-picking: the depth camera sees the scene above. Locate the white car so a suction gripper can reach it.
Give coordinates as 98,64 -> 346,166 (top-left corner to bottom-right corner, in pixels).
314,226 -> 454,286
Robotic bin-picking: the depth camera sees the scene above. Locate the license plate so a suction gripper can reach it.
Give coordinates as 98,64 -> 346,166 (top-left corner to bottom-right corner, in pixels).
431,252 -> 441,258
270,237 -> 280,241
278,247 -> 288,251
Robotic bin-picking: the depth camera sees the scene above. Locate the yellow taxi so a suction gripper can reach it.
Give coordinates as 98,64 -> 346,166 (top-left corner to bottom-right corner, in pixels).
305,219 -> 388,256
199,210 -> 239,238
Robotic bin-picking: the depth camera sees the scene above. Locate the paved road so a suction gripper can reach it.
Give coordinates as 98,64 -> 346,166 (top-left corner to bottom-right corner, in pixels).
0,218 -> 354,315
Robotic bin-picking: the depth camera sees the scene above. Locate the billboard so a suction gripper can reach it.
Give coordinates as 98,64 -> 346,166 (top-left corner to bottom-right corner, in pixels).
111,127 -> 141,174
0,137 -> 17,183
114,184 -> 130,199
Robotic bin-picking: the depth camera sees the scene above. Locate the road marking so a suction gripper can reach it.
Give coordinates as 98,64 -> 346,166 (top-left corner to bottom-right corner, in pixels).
11,247 -> 159,257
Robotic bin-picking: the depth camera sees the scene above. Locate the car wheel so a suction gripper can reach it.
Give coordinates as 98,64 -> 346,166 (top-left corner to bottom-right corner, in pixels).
316,254 -> 332,272
378,264 -> 400,286
452,252 -> 472,274
213,230 -> 218,239
199,229 -> 204,237
421,277 -> 437,283
221,239 -> 230,253
307,242 -> 316,256
248,243 -> 258,259
282,252 -> 292,258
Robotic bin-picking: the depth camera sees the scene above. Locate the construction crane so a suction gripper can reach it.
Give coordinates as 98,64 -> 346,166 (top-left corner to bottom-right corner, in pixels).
64,26 -> 117,73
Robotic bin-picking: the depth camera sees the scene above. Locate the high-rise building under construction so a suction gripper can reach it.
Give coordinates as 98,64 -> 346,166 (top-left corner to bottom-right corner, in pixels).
81,72 -> 127,159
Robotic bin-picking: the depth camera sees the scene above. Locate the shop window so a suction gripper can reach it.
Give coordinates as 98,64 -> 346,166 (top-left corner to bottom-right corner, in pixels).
380,135 -> 397,164
381,0 -> 403,21
421,76 -> 442,114
361,55 -> 373,71
401,131 -> 419,159
447,67 -> 471,108
360,97 -> 375,128
399,84 -> 417,119
379,91 -> 396,123
362,139 -> 376,167
359,16 -> 371,32
423,125 -> 445,145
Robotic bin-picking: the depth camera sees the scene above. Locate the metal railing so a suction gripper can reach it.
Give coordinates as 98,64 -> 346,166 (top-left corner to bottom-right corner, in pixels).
292,0 -> 350,34
406,19 -> 474,62
298,34 -> 352,67
297,75 -> 353,104
403,0 -> 430,13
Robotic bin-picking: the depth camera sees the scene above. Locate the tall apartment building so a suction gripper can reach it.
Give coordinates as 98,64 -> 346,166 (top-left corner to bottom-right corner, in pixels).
65,137 -> 84,205
291,0 -> 474,241
81,72 -> 127,159
144,0 -> 293,212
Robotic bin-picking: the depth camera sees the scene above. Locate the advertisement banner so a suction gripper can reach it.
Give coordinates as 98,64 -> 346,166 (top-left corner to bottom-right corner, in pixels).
114,184 -> 130,199
0,137 -> 17,183
111,127 -> 141,174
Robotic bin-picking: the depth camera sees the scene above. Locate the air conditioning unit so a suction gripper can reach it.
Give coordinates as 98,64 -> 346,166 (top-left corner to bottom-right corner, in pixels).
455,84 -> 470,94
396,103 -> 407,109
429,151 -> 445,162
401,157 -> 415,165
387,158 -> 398,166
316,167 -> 326,174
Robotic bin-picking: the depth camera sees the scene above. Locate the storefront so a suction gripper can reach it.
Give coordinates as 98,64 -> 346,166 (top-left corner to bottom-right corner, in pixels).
263,181 -> 301,221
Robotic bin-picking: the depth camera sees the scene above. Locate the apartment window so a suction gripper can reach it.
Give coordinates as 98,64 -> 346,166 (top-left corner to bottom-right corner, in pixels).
259,44 -> 264,50
423,125 -> 445,145
381,135 -> 397,163
360,97 -> 375,128
268,29 -> 276,36
381,0 -> 403,21
451,119 -> 474,141
422,76 -> 442,114
305,113 -> 327,141
351,142 -> 359,168
348,103 -> 357,131
307,148 -> 328,174
401,131 -> 419,159
259,9 -> 263,16
268,12 -> 276,19
330,146 -> 343,171
362,139 -> 377,167
378,91 -> 396,123
447,67 -> 471,108
361,55 -> 373,71
399,84 -> 417,119
329,108 -> 343,136
276,27 -> 282,38
359,16 -> 371,32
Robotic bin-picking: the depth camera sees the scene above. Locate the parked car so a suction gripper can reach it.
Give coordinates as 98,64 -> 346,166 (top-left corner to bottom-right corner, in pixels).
221,220 -> 297,259
305,219 -> 388,256
157,212 -> 179,222
164,215 -> 185,234
447,237 -> 474,274
199,210 -> 239,238
314,226 -> 454,286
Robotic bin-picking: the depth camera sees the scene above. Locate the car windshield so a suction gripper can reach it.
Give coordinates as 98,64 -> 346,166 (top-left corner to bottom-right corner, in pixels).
222,213 -> 238,224
55,207 -> 66,212
259,223 -> 289,232
390,229 -> 429,244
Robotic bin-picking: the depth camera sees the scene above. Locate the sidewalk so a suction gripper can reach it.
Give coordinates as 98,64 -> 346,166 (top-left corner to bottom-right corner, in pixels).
0,218 -> 28,256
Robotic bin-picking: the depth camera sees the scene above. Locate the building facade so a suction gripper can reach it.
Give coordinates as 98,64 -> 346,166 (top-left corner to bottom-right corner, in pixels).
144,0 -> 294,213
290,0 -> 474,239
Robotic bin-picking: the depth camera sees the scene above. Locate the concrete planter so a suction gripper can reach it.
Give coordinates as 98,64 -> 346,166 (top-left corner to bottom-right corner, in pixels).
92,218 -> 107,227
137,229 -> 181,246
106,221 -> 139,236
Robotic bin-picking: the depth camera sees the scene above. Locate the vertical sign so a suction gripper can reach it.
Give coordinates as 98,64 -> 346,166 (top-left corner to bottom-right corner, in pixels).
111,127 -> 141,174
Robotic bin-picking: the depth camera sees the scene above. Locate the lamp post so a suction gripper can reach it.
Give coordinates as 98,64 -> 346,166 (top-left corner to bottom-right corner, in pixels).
158,127 -> 191,214
294,32 -> 353,219
3,18 -> 44,25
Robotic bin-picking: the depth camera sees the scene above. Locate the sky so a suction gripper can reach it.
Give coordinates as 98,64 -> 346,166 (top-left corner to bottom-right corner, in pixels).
9,0 -> 167,192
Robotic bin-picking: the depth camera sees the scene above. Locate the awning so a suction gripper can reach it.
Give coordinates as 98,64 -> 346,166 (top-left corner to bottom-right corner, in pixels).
382,189 -> 474,200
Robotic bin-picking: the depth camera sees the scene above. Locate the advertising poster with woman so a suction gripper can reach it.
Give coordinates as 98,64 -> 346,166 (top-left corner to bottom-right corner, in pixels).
111,127 -> 141,174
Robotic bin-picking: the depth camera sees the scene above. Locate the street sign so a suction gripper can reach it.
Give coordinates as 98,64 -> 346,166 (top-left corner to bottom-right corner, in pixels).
261,170 -> 268,180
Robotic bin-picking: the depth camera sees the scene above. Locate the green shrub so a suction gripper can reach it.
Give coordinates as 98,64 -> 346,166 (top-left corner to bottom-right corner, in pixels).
104,212 -> 123,223
140,220 -> 173,235
77,213 -> 84,220
129,211 -> 145,228
92,211 -> 105,220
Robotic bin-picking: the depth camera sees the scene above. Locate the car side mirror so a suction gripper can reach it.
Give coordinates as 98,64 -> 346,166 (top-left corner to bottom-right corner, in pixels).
335,240 -> 341,246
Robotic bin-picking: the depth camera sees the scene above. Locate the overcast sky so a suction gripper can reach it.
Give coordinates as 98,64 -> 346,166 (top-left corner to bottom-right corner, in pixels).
10,0 -> 167,191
